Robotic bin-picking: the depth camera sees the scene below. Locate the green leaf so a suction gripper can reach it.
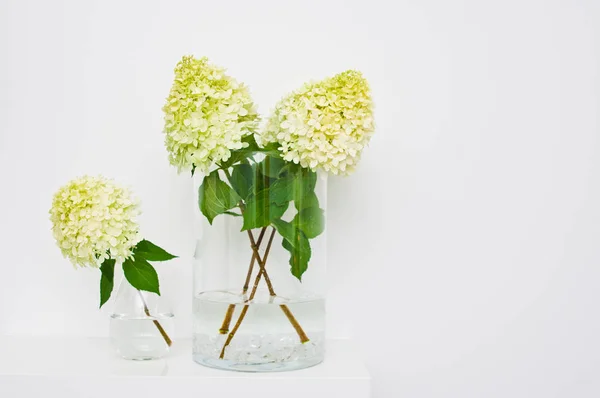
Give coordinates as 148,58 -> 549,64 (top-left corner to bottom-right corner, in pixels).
99,258 -> 115,308
198,170 -> 241,224
292,169 -> 317,202
257,155 -> 287,178
272,219 -> 312,281
123,257 -> 160,295
242,189 -> 288,230
134,239 -> 177,262
282,166 -> 318,210
268,176 -> 296,205
224,210 -> 242,217
252,166 -> 275,194
294,191 -> 320,211
229,163 -> 254,199
293,207 -> 325,239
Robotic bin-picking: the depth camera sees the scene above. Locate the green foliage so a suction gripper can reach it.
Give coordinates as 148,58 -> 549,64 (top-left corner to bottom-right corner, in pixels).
292,168 -> 317,204
229,163 -> 254,200
134,240 -> 177,262
242,189 -> 288,230
237,155 -> 292,230
198,170 -> 241,224
219,135 -> 280,169
197,140 -> 326,281
97,244 -> 176,308
268,176 -> 297,205
123,256 -> 161,295
99,258 -> 115,308
292,207 -> 325,239
294,191 -> 319,211
272,219 -> 312,280
258,155 -> 287,178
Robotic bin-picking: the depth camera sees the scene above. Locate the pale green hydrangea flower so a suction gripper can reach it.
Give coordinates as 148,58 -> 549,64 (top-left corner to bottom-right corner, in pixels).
49,176 -> 141,268
163,56 -> 259,173
261,70 -> 374,175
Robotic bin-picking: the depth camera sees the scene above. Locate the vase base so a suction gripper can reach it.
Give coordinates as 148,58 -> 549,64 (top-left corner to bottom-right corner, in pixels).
192,354 -> 324,372
192,291 -> 325,372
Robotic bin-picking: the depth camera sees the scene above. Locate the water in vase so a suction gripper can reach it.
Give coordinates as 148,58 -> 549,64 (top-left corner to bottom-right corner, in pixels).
192,289 -> 325,372
110,314 -> 174,360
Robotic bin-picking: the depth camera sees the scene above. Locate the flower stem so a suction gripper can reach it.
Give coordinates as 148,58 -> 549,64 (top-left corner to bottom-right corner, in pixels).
219,228 -> 277,359
218,169 -> 310,357
243,230 -> 310,343
243,227 -> 267,293
218,227 -> 267,334
137,290 -> 172,347
245,229 -> 276,296
219,227 -> 310,359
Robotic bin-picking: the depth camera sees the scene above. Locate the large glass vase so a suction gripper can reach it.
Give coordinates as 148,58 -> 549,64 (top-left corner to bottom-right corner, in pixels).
191,157 -> 326,372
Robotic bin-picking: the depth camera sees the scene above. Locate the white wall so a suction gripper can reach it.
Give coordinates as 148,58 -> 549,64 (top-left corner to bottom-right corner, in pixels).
1,0 -> 599,396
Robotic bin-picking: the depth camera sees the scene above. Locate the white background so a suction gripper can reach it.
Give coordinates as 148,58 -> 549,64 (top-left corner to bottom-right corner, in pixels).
1,0 -> 599,397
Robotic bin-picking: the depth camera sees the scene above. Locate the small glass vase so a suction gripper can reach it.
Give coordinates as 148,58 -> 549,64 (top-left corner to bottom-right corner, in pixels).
192,163 -> 327,372
109,277 -> 175,360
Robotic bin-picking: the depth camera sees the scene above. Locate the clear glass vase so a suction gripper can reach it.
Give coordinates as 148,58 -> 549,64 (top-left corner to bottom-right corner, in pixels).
192,160 -> 327,372
109,276 -> 175,360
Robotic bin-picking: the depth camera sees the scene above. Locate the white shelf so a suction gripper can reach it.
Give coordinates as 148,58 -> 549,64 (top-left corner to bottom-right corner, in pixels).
0,336 -> 370,398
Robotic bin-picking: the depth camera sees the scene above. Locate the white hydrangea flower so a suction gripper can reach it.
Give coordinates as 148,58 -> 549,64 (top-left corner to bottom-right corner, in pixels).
261,70 -> 374,176
163,56 -> 259,173
49,176 -> 141,268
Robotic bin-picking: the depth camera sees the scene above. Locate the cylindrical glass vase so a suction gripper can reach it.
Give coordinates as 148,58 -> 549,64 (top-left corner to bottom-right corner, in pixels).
192,158 -> 326,372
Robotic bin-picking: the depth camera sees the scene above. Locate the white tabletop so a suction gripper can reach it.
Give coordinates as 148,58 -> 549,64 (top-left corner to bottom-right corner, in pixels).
0,336 -> 371,397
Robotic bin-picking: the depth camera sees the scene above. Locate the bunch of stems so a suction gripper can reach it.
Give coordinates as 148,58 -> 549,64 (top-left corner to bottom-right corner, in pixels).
217,224 -> 309,358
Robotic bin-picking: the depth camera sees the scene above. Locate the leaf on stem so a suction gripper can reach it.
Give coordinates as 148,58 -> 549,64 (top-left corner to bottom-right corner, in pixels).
134,239 -> 177,261
294,191 -> 319,211
292,206 -> 325,239
123,257 -> 160,295
242,189 -> 288,230
257,155 -> 287,178
198,170 -> 241,224
292,168 -> 317,202
99,258 -> 115,308
272,219 -> 312,281
268,176 -> 296,205
229,163 -> 254,200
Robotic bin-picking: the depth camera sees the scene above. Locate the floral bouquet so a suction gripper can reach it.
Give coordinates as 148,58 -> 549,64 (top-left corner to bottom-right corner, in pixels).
49,176 -> 176,359
163,56 -> 374,371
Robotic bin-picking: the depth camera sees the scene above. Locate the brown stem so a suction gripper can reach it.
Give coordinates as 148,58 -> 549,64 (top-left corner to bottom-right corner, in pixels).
219,227 -> 267,334
242,227 -> 267,293
246,229 -> 276,296
219,305 -> 249,359
246,229 -> 277,301
219,228 -> 310,358
244,231 -> 310,344
219,229 -> 277,359
216,173 -> 310,354
137,290 -> 172,347
280,304 -> 309,344
218,306 -> 236,335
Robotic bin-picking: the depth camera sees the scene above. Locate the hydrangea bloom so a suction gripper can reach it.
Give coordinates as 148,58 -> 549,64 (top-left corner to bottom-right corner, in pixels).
261,70 -> 374,175
50,176 -> 141,268
163,56 -> 259,173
